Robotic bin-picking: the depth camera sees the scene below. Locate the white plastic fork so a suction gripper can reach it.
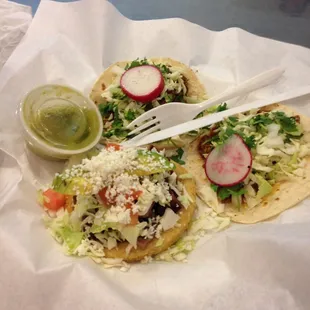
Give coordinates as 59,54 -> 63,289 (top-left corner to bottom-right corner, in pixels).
126,67 -> 284,142
123,85 -> 310,147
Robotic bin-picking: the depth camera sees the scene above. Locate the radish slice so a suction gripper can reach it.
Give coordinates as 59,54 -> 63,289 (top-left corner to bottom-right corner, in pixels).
120,65 -> 164,103
205,134 -> 252,187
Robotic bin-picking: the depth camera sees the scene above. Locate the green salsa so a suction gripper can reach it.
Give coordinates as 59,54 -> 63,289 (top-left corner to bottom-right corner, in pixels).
27,102 -> 100,150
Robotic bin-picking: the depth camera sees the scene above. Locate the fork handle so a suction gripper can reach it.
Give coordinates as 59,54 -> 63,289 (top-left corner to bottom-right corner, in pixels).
131,85 -> 310,147
195,67 -> 285,115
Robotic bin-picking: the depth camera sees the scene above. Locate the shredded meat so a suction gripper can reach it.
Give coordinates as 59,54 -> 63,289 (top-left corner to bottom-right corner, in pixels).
197,125 -> 219,159
152,203 -> 166,217
138,190 -> 184,223
168,189 -> 183,213
242,195 -> 246,204
138,202 -> 156,221
252,183 -> 259,193
182,76 -> 189,95
137,237 -> 152,249
220,195 -> 246,204
257,105 -> 277,113
198,135 -> 214,159
220,197 -> 232,204
293,115 -> 300,123
198,137 -> 213,159
158,98 -> 167,105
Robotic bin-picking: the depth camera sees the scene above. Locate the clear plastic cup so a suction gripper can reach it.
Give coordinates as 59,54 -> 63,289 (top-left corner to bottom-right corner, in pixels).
19,84 -> 103,160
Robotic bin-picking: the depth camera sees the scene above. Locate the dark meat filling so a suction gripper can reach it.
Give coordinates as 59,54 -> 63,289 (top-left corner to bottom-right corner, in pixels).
219,195 -> 247,205
137,237 -> 152,250
138,189 -> 183,222
136,189 -> 184,248
219,182 -> 259,204
198,126 -> 218,159
293,115 -> 300,123
198,135 -> 213,159
158,77 -> 188,105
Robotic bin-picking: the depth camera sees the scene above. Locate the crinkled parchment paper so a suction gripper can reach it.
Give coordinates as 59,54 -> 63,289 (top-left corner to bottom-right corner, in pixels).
0,0 -> 32,69
1,1 -> 310,309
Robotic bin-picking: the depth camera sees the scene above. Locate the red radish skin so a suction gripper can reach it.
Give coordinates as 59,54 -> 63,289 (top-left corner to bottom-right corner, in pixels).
120,65 -> 164,103
204,134 -> 252,187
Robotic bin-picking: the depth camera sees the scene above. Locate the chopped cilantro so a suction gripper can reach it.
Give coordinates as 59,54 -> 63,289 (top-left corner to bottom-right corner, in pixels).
102,131 -> 112,138
102,128 -> 129,138
112,118 -> 123,129
164,93 -> 175,103
244,135 -> 256,149
111,87 -> 127,100
218,188 -> 232,200
285,133 -> 303,143
207,103 -> 228,114
272,111 -> 298,133
250,114 -> 273,126
124,109 -> 136,121
112,105 -> 121,123
218,183 -> 246,200
217,127 -> 236,143
196,112 -> 204,118
125,58 -> 149,70
99,103 -> 125,134
210,183 -> 218,192
98,102 -> 115,117
114,128 -> 129,137
249,112 -> 299,134
216,103 -> 228,112
156,64 -> 171,75
171,148 -> 185,165
227,116 -> 238,124
174,92 -> 185,102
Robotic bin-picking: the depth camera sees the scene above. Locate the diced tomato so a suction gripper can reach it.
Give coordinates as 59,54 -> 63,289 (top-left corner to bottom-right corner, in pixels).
129,211 -> 139,225
98,188 -> 142,207
43,189 -> 66,211
98,187 -> 115,206
125,189 -> 142,201
124,203 -> 139,225
106,143 -> 121,151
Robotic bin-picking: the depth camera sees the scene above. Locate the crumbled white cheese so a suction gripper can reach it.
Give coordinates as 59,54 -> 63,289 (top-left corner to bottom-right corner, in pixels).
50,146 -> 188,263
104,207 -> 131,225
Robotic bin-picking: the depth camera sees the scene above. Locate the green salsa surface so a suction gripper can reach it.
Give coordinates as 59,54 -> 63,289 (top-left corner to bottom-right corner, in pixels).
26,103 -> 100,150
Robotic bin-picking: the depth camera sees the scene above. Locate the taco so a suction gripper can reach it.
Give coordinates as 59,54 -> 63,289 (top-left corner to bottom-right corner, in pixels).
90,57 -> 206,149
186,103 -> 310,224
39,145 -> 196,263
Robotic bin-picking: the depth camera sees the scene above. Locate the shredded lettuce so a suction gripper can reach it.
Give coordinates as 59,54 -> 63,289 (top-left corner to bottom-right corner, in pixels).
203,108 -> 307,209
98,58 -> 196,142
59,227 -> 84,253
120,225 -> 141,247
155,197 -> 230,262
44,210 -> 84,254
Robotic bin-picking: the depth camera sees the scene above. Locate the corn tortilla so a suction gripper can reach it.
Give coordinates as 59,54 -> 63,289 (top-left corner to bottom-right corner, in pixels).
186,103 -> 310,224
90,58 -> 207,148
103,163 -> 196,262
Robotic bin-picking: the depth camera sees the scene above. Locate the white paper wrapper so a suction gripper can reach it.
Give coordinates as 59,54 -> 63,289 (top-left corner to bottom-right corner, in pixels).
1,0 -> 310,309
0,0 -> 32,70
